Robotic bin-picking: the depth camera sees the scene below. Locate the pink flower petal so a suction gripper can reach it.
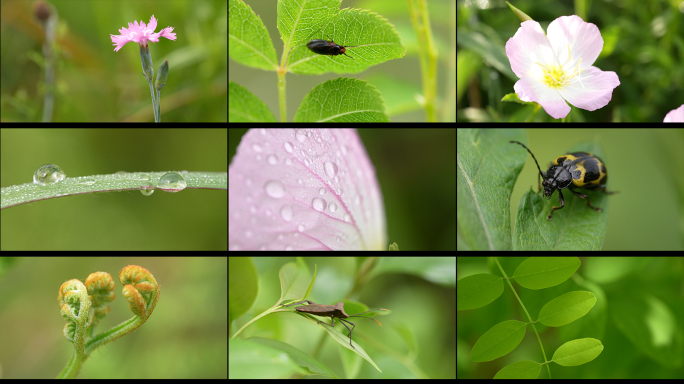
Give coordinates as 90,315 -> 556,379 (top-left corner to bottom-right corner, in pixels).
229,129 -> 387,250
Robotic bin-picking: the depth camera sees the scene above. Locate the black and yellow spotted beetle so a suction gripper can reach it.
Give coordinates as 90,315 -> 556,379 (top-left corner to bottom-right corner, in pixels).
510,141 -> 617,221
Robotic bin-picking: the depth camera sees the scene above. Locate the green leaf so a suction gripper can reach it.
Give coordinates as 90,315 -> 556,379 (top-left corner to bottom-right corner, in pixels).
512,257 -> 581,290
293,78 -> 389,122
552,338 -> 603,366
494,360 -> 542,379
471,320 -> 527,362
1,171 -> 227,209
457,273 -> 504,310
537,291 -> 596,327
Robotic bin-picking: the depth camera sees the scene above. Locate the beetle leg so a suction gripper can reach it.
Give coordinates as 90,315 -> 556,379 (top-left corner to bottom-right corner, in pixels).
548,190 -> 565,220
569,189 -> 602,212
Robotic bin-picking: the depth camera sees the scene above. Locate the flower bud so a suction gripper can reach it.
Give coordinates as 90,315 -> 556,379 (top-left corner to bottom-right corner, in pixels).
139,44 -> 154,83
33,0 -> 51,22
155,59 -> 169,91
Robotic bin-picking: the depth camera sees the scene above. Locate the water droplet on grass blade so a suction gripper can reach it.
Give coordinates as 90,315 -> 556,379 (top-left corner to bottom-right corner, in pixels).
157,172 -> 187,192
140,186 -> 155,196
33,164 -> 66,185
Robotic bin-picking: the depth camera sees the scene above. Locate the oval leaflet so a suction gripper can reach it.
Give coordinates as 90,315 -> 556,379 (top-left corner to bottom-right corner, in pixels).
552,338 -> 604,366
537,291 -> 596,327
457,273 -> 504,310
513,257 -> 581,290
471,320 -> 527,362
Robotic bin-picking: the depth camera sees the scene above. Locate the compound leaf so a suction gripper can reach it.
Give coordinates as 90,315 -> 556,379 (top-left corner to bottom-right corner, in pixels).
471,320 -> 527,362
537,291 -> 596,327
457,273 -> 504,310
512,257 -> 581,290
494,360 -> 542,379
552,338 -> 604,366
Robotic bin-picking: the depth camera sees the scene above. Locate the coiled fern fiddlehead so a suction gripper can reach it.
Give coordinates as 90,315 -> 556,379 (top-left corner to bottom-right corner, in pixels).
57,265 -> 160,379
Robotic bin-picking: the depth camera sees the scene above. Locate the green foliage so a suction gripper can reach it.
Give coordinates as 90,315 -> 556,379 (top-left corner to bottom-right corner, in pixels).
493,360 -> 541,379
457,273 -> 503,310
552,338 -> 604,366
537,291 -> 596,327
228,0 -> 405,122
458,257 -> 602,379
471,320 -> 527,362
512,257 -> 581,289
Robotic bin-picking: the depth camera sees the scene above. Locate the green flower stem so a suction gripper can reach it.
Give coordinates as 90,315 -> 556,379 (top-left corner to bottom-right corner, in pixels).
146,77 -> 159,122
139,44 -> 160,122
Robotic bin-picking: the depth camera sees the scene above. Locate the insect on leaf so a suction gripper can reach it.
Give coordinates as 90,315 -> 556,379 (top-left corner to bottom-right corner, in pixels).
471,320 -> 527,362
457,273 -> 504,310
494,360 -> 542,379
552,338 -> 604,366
537,291 -> 596,327
513,257 -> 581,290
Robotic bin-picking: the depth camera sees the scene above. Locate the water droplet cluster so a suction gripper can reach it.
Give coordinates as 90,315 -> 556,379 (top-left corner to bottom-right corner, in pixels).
33,164 -> 66,185
157,172 -> 187,193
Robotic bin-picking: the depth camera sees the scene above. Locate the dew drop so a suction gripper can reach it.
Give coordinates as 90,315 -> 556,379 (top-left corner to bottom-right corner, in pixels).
324,161 -> 338,178
312,197 -> 327,212
264,180 -> 285,198
140,186 -> 155,196
33,164 -> 66,185
157,172 -> 187,193
280,205 -> 293,222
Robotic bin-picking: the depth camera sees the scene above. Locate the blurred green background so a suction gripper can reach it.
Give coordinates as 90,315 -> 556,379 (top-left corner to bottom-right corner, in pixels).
0,128 -> 227,250
0,0 -> 227,122
508,129 -> 684,250
457,0 -> 684,122
0,257 -> 227,379
458,257 -> 684,379
229,128 -> 456,251
231,257 -> 456,378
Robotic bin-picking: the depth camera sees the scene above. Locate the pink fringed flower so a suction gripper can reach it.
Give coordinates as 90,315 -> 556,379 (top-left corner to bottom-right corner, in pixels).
229,129 -> 387,251
110,15 -> 176,52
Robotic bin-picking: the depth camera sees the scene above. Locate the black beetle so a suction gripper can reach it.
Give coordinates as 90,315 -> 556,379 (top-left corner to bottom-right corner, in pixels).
510,141 -> 617,221
307,33 -> 359,60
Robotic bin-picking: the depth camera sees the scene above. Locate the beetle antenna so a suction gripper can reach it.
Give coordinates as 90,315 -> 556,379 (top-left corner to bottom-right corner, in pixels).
510,141 -> 545,178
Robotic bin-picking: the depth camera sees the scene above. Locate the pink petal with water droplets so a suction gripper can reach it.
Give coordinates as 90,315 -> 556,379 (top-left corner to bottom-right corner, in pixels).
229,129 -> 387,250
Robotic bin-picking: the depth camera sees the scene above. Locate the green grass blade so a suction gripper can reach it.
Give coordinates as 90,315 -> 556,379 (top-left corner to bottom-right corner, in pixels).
1,171 -> 226,209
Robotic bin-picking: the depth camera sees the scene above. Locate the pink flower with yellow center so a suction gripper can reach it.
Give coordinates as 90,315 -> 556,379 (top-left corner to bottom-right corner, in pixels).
505,15 -> 619,119
110,15 -> 176,52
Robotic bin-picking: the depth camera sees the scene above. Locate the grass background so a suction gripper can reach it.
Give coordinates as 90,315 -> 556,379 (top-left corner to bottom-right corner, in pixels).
457,0 -> 684,122
1,128 -> 227,251
229,128 -> 456,251
0,0 -> 227,122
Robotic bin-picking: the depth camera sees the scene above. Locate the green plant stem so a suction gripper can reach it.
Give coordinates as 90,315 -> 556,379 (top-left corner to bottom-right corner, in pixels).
146,77 -> 160,122
493,257 -> 552,379
85,315 -> 143,355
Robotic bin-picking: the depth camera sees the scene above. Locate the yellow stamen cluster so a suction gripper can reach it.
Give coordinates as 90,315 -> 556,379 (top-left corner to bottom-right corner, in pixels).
534,45 -> 588,89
